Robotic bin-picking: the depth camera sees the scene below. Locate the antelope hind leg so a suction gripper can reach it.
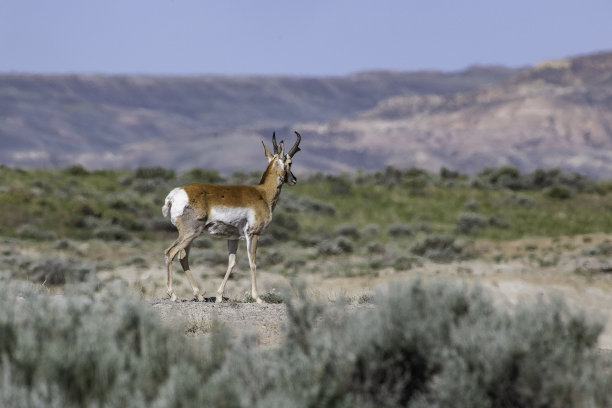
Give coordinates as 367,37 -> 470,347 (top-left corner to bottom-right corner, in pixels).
179,245 -> 204,302
165,232 -> 199,302
164,245 -> 178,302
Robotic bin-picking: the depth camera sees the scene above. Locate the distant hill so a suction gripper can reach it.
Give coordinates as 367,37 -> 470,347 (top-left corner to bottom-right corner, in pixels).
0,66 -> 518,172
300,51 -> 612,178
3,52 -> 612,178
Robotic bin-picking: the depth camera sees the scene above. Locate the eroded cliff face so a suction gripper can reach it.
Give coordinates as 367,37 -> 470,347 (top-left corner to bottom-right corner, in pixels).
300,51 -> 612,177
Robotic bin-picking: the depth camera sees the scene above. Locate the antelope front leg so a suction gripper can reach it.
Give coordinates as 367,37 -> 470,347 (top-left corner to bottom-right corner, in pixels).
245,234 -> 262,303
216,239 -> 238,303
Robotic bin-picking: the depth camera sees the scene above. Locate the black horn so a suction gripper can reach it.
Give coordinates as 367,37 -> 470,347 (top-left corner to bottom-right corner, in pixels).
272,132 -> 279,154
287,131 -> 302,157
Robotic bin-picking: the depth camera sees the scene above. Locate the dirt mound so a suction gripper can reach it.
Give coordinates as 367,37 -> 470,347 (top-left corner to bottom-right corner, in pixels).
149,299 -> 287,346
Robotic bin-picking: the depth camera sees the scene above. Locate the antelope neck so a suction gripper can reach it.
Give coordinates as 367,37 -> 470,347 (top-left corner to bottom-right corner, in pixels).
258,162 -> 284,210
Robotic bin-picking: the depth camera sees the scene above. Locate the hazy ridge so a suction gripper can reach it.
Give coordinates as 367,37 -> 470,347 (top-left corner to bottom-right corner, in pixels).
2,51 -> 612,177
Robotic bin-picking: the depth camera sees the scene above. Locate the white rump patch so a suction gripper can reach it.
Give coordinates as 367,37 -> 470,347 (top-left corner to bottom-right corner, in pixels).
162,187 -> 189,225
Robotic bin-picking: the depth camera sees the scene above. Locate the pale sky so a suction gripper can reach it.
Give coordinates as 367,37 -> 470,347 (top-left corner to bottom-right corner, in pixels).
1,0 -> 610,76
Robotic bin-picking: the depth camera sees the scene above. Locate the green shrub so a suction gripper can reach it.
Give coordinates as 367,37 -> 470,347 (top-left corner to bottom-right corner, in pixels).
410,234 -> 475,262
260,249 -> 285,266
53,239 -> 72,250
504,193 -> 536,207
335,223 -> 360,239
392,255 -> 422,271
581,241 -> 612,256
402,167 -> 431,192
244,291 -> 284,304
440,167 -> 462,179
134,166 -> 175,180
544,184 -> 572,199
93,225 -> 131,241
357,293 -> 374,304
366,242 -> 386,255
282,194 -> 337,216
336,236 -> 356,254
202,250 -> 230,266
595,180 -> 612,195
5,257 -> 94,285
283,258 -> 306,272
463,199 -> 479,211
388,223 -> 414,237
147,218 -> 176,232
63,164 -> 89,176
530,168 -> 594,192
108,211 -> 145,231
265,210 -> 300,242
132,178 -> 160,193
361,224 -> 380,237
456,212 -> 487,235
378,166 -> 404,187
191,236 -> 213,249
21,258 -> 95,285
227,170 -> 261,185
318,236 -> 354,255
476,166 -> 525,190
69,197 -> 102,217
329,174 -> 353,195
301,198 -> 336,215
260,292 -> 284,304
15,224 -> 57,241
488,214 -> 510,229
183,168 -> 224,184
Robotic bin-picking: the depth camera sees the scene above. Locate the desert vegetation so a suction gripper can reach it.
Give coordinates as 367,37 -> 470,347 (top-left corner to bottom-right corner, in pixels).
2,163 -> 612,406
1,278 -> 610,407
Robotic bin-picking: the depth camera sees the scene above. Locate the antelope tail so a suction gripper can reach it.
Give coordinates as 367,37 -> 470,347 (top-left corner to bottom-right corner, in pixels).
162,192 -> 174,218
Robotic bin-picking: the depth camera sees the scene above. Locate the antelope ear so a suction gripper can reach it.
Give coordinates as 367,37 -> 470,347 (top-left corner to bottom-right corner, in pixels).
278,141 -> 285,157
262,141 -> 274,161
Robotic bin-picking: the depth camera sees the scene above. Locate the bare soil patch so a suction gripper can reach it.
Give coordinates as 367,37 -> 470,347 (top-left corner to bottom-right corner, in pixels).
148,299 -> 287,346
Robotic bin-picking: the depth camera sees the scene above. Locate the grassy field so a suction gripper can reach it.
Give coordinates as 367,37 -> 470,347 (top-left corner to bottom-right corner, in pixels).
1,164 -> 611,240
1,163 -> 612,295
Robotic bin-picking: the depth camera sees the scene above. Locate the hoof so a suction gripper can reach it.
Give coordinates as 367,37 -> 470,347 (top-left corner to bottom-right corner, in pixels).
195,293 -> 204,302
169,293 -> 177,302
255,297 -> 263,304
215,294 -> 224,303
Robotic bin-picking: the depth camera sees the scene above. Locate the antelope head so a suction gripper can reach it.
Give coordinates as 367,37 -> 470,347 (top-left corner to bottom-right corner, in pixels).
262,131 -> 301,186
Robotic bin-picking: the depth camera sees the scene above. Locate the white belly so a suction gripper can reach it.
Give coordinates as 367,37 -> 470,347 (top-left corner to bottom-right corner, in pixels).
207,206 -> 255,237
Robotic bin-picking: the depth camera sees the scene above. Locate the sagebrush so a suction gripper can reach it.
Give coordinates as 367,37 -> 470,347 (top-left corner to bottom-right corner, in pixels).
1,279 -> 610,407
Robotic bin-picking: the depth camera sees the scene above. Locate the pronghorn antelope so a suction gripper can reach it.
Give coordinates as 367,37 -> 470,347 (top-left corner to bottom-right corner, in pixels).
162,131 -> 301,303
